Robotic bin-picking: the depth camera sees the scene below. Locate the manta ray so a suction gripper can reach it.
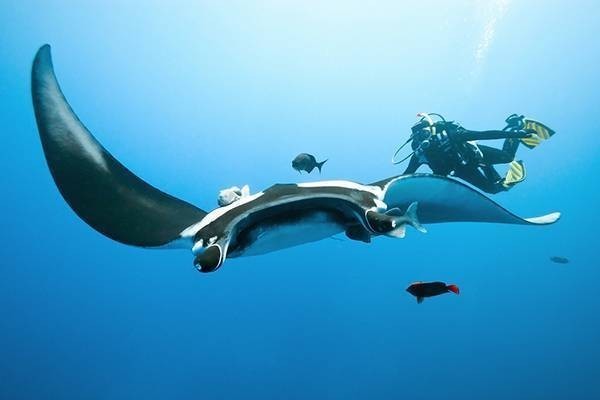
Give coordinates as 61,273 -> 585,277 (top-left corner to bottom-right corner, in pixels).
31,45 -> 560,273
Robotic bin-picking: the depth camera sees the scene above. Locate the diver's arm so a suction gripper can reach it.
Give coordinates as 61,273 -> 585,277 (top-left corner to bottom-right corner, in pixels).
456,129 -> 530,141
402,155 -> 421,175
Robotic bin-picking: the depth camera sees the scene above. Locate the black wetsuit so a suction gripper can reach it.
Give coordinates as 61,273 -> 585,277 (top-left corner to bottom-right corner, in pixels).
403,121 -> 527,194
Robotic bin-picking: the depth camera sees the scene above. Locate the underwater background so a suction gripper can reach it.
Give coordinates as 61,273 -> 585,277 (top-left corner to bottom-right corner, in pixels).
2,1 -> 600,399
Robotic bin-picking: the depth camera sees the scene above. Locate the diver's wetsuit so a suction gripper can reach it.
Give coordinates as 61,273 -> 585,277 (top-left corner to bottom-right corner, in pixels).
403,121 -> 528,194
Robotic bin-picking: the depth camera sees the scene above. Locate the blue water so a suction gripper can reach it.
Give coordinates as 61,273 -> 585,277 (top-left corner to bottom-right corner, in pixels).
2,2 -> 599,399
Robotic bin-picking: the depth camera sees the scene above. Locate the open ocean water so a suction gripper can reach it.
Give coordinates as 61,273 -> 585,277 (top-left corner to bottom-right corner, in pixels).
1,1 -> 599,399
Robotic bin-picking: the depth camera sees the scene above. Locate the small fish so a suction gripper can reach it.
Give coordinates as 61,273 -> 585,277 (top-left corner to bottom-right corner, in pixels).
550,256 -> 569,264
292,153 -> 328,174
406,281 -> 460,304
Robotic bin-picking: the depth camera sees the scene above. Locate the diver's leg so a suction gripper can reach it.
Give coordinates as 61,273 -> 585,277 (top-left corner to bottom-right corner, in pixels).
502,137 -> 520,158
458,129 -> 529,141
478,144 -> 515,165
453,165 -> 506,194
481,163 -> 502,182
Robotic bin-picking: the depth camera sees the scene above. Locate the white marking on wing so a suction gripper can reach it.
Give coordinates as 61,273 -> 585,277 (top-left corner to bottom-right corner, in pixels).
180,191 -> 265,237
180,180 -> 385,245
524,212 -> 561,225
298,180 -> 383,197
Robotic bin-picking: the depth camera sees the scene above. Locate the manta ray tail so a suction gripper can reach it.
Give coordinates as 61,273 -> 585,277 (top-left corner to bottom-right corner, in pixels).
32,45 -> 207,247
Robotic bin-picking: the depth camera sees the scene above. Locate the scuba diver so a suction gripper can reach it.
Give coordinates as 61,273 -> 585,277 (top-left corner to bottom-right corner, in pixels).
393,113 -> 555,194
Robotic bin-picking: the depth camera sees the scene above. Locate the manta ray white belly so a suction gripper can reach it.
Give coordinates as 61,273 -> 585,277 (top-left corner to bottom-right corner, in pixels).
234,211 -> 347,257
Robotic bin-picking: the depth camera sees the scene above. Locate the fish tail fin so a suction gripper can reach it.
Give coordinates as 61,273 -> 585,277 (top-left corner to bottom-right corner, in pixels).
380,202 -> 427,238
316,159 -> 328,173
380,209 -> 406,238
446,284 -> 460,295
404,202 -> 427,233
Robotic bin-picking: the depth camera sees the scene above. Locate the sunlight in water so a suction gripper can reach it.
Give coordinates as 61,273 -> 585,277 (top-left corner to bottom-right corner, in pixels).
474,0 -> 512,71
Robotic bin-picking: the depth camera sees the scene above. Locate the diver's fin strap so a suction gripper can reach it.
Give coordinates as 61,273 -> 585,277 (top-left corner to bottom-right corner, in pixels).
503,160 -> 526,188
520,119 -> 556,149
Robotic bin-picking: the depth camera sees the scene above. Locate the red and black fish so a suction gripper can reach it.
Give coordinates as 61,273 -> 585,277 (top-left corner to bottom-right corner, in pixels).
406,281 -> 459,303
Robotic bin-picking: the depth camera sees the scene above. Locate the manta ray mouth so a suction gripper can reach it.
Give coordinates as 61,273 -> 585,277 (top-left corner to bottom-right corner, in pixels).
194,244 -> 223,273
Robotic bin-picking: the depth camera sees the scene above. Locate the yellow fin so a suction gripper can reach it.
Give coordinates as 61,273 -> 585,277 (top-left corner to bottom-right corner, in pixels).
503,160 -> 526,188
520,119 -> 556,149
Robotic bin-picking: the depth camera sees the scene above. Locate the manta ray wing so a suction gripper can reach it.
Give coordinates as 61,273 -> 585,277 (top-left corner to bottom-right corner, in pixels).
375,174 -> 560,225
32,45 -> 207,247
